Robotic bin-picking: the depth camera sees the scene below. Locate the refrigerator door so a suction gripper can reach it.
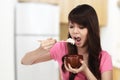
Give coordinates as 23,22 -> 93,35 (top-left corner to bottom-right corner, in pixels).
16,36 -> 59,80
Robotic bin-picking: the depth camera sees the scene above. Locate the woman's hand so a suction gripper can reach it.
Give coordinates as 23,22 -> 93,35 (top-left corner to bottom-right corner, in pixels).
40,38 -> 56,51
64,59 -> 88,74
64,59 -> 97,80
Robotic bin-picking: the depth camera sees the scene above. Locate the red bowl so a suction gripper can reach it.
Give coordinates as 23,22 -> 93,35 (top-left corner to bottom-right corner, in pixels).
64,55 -> 83,68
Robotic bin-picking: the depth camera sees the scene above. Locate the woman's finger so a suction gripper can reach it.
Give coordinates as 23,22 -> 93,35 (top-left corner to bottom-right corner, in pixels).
64,60 -> 70,71
39,38 -> 56,50
79,59 -> 84,65
68,64 -> 79,74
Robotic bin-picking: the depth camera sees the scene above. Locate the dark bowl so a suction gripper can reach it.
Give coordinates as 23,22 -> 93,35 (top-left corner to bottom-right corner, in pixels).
64,55 -> 83,68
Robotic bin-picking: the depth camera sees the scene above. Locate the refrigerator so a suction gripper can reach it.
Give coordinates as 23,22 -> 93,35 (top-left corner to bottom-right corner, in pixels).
15,3 -> 60,80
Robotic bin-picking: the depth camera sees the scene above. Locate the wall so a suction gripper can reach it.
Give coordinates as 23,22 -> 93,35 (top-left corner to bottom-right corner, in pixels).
0,0 -> 16,80
100,0 -> 120,79
100,0 -> 120,68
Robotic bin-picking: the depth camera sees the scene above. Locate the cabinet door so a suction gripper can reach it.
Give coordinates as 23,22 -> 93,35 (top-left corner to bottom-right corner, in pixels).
113,67 -> 120,80
59,0 -> 108,26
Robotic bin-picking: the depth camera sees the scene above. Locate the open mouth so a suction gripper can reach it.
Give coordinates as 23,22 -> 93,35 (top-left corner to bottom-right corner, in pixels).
73,37 -> 81,43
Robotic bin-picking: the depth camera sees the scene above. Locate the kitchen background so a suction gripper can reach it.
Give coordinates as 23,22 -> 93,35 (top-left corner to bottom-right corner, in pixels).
0,0 -> 120,80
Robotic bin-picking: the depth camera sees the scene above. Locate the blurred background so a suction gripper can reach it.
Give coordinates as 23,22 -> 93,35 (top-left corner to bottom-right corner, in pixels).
0,0 -> 120,80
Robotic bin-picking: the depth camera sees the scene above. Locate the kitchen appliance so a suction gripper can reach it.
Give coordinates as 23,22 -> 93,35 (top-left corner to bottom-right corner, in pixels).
15,3 -> 60,80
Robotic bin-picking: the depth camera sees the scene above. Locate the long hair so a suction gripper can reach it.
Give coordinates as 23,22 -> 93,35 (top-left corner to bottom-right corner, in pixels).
62,4 -> 102,80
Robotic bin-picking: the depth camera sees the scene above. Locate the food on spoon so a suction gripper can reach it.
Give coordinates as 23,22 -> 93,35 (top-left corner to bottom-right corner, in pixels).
66,38 -> 75,45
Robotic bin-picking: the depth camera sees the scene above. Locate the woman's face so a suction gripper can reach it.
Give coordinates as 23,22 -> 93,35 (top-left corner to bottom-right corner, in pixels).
68,21 -> 88,48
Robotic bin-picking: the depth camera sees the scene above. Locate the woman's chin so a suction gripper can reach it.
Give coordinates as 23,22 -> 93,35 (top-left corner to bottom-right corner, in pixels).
75,43 -> 82,47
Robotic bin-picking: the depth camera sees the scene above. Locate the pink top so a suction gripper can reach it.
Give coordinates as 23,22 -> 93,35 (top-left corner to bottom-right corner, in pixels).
50,42 -> 113,80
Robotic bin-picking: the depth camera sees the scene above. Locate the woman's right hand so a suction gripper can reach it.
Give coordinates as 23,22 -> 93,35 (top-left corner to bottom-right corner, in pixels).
40,38 -> 56,51
21,38 -> 56,65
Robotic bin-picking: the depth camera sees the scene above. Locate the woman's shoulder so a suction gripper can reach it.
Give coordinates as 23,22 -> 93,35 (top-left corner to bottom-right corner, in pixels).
100,50 -> 110,57
50,42 -> 67,53
100,50 -> 112,61
52,42 -> 67,50
55,42 -> 67,46
50,42 -> 67,60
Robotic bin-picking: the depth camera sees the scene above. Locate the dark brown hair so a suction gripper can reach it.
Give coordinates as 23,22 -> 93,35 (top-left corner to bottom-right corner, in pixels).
62,4 -> 102,80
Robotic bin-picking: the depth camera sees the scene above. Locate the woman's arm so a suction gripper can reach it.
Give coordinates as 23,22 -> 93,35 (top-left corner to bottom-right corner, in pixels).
21,38 -> 56,65
83,67 -> 97,80
101,70 -> 113,80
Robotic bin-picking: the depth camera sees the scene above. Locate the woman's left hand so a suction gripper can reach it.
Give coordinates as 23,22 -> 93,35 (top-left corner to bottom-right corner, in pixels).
64,59 -> 98,80
64,59 -> 88,74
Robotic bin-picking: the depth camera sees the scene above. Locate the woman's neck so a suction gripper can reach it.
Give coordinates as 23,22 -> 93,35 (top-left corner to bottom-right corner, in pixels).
77,46 -> 88,55
77,46 -> 89,65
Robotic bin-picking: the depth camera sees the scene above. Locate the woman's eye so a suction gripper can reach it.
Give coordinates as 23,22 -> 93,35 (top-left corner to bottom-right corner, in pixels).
69,25 -> 74,28
79,26 -> 85,29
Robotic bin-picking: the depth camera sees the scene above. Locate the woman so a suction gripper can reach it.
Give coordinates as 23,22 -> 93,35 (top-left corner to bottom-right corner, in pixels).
21,4 -> 113,80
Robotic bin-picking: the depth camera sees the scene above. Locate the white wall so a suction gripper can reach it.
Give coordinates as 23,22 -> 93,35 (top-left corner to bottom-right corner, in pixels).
100,0 -> 120,68
0,0 -> 16,80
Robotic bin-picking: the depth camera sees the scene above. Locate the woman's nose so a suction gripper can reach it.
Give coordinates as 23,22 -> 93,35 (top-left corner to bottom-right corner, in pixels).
73,27 -> 79,33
